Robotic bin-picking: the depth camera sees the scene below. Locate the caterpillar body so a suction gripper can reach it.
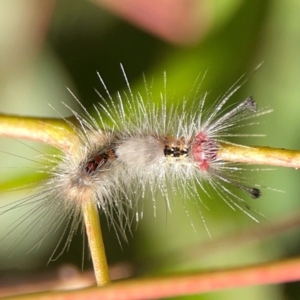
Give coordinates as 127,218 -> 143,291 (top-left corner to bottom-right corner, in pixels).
0,67 -> 271,258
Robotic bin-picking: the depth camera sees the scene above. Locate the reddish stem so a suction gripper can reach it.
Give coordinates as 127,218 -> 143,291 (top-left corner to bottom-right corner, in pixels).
9,257 -> 300,300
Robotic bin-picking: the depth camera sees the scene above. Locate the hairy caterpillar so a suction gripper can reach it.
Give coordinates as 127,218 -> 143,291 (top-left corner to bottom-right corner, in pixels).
0,66 -> 271,260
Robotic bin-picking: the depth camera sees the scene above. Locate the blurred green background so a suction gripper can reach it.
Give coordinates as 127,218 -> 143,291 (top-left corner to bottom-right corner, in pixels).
1,0 -> 300,299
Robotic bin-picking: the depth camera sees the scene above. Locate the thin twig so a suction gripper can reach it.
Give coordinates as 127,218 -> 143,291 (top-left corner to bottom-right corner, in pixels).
0,113 -> 111,287
82,200 -> 111,286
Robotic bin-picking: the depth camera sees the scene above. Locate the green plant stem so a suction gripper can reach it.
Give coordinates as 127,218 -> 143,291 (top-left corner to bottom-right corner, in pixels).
218,143 -> 300,169
0,113 -> 76,152
2,113 -> 300,169
82,200 -> 111,286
